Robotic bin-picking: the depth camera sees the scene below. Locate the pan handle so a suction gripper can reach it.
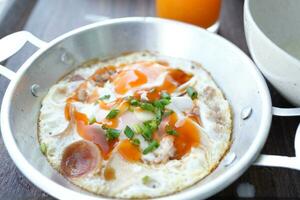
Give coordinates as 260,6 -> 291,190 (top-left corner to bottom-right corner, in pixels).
0,31 -> 47,80
253,107 -> 300,170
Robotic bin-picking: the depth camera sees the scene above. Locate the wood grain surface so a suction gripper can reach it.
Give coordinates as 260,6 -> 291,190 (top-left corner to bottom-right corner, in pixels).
0,0 -> 299,199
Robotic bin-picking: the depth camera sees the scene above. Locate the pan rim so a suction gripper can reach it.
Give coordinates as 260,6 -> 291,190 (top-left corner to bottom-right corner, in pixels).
0,17 -> 272,200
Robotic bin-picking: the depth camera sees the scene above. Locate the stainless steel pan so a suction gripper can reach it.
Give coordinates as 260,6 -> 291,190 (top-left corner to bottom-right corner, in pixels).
1,18 -> 300,200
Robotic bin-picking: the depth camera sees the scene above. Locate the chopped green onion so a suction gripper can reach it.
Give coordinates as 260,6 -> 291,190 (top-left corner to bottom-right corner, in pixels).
153,99 -> 170,110
142,175 -> 151,185
167,129 -> 177,135
143,140 -> 159,154
141,125 -> 153,141
105,128 -> 121,140
124,126 -> 135,139
155,108 -> 163,122
132,124 -> 144,134
131,138 -> 140,146
99,94 -> 110,100
187,86 -> 198,100
148,120 -> 158,130
130,99 -> 140,106
88,117 -> 96,125
165,125 -> 177,135
140,102 -> 155,112
133,123 -> 153,141
159,98 -> 170,106
40,143 -> 47,155
161,92 -> 171,100
106,108 -> 120,119
144,120 -> 158,131
153,100 -> 164,110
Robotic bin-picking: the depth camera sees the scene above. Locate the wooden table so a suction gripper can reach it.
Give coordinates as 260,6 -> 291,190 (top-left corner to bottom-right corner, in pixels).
0,0 -> 299,199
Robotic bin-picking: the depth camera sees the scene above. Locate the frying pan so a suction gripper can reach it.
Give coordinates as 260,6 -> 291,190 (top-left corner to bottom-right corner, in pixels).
0,18 -> 300,200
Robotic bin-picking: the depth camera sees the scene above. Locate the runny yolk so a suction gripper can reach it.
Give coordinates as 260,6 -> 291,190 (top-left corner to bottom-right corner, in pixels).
118,139 -> 141,162
168,113 -> 200,159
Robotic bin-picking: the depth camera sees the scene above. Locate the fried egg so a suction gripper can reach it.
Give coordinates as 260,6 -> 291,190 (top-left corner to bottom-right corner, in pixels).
38,51 -> 232,198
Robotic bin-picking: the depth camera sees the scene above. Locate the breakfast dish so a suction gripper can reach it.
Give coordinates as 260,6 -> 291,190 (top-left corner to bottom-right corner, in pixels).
38,51 -> 232,198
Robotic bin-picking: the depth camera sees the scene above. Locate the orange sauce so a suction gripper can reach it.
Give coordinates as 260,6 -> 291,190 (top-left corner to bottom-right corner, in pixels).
64,99 -> 73,120
90,65 -> 116,82
74,110 -> 118,160
113,69 -> 147,94
101,100 -> 129,128
134,68 -> 192,101
63,60 -> 198,161
168,69 -> 192,85
173,118 -> 200,159
156,0 -> 221,28
118,139 -> 141,162
87,89 -> 99,103
98,100 -> 116,110
186,113 -> 202,125
166,113 -> 200,159
112,62 -> 169,95
102,139 -> 119,160
102,118 -> 119,129
64,82 -> 88,120
74,110 -> 89,124
104,167 -> 116,181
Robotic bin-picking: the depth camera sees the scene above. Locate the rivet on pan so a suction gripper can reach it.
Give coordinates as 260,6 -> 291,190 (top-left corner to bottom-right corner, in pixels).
61,52 -> 74,65
224,152 -> 237,167
31,84 -> 40,97
241,107 -> 252,120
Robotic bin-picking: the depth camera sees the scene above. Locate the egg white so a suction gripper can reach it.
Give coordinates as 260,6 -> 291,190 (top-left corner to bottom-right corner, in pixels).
38,51 -> 232,198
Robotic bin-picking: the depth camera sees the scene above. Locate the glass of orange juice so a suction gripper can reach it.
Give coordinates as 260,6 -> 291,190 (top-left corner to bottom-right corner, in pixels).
156,0 -> 221,32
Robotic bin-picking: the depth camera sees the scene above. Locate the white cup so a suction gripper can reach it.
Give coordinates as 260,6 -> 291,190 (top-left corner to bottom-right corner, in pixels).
244,0 -> 300,106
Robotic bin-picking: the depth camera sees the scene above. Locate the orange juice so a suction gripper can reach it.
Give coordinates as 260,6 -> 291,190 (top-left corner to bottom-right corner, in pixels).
156,0 -> 221,28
